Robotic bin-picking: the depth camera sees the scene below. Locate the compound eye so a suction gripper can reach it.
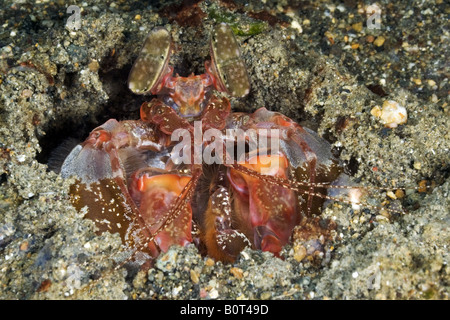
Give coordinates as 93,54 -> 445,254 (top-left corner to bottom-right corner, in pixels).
210,23 -> 250,98
128,27 -> 172,94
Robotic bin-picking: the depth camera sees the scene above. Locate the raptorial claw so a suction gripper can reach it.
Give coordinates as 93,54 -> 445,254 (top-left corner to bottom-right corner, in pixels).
200,185 -> 252,262
228,153 -> 299,257
129,171 -> 193,257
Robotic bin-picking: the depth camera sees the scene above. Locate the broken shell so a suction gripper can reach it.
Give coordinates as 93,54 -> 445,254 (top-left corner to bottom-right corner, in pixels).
371,100 -> 407,128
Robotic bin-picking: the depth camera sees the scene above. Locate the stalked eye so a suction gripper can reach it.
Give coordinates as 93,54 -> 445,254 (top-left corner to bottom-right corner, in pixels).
128,27 -> 172,95
210,23 -> 250,98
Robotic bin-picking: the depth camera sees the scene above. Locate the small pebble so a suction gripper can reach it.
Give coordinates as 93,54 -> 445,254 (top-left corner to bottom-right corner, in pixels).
386,190 -> 397,199
88,60 -> 100,72
260,292 -> 272,300
371,105 -> 382,118
380,209 -> 391,219
291,20 -> 303,33
172,286 -> 182,297
230,267 -> 244,279
155,250 -> 177,272
412,78 -> 422,85
352,22 -> 363,33
395,189 -> 405,199
21,89 -> 33,98
324,31 -> 335,44
37,279 -> 52,293
190,269 -> 199,284
205,258 -> 215,267
373,36 -> 385,47
294,245 -> 307,262
3,45 -> 12,53
19,241 -> 29,251
418,180 -> 428,193
376,214 -> 389,222
209,289 -> 219,299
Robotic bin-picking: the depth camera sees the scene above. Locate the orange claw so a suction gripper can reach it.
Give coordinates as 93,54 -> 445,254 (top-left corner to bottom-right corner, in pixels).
136,173 -> 191,194
240,153 -> 290,177
228,153 -> 299,256
130,172 -> 193,257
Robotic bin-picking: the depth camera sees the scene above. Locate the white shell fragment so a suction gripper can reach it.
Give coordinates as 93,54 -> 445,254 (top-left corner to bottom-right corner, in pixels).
371,100 -> 407,128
